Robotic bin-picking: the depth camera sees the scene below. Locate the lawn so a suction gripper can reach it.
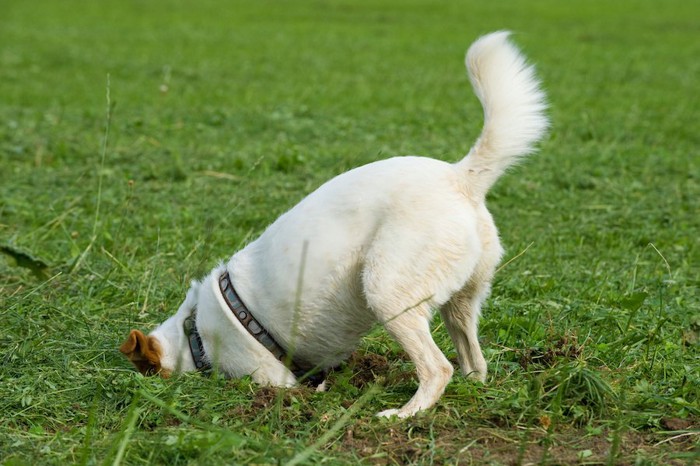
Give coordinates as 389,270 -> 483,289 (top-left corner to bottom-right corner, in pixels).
1,0 -> 698,464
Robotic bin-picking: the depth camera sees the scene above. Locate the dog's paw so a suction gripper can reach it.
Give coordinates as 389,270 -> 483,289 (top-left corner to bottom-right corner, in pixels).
466,371 -> 487,383
376,408 -> 401,418
376,408 -> 415,419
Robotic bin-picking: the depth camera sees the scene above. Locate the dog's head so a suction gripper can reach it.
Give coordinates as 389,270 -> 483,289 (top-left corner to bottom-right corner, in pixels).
120,282 -> 201,377
119,329 -> 168,377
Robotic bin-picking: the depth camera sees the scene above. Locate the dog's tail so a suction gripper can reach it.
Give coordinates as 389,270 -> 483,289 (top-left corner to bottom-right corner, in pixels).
456,31 -> 548,199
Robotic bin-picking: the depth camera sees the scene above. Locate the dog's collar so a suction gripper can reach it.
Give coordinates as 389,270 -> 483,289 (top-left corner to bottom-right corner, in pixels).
183,311 -> 211,372
219,272 -> 289,363
219,271 -> 327,386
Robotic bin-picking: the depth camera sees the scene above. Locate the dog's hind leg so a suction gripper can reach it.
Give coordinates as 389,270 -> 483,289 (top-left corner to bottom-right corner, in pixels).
362,206 -> 482,417
375,307 -> 454,418
440,281 -> 490,382
439,219 -> 502,383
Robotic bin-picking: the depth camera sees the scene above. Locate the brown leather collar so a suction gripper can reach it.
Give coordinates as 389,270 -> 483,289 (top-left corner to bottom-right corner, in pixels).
218,271 -> 327,386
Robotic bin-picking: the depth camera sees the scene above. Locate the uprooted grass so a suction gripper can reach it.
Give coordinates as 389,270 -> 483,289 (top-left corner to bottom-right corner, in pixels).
1,0 -> 699,464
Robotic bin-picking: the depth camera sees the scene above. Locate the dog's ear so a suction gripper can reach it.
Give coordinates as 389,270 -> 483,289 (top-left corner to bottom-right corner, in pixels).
119,329 -> 164,376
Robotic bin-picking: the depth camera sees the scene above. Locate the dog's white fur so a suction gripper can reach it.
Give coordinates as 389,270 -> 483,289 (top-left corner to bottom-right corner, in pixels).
124,31 -> 548,418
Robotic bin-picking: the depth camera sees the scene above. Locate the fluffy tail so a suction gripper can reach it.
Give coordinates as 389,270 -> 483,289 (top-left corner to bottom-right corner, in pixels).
456,31 -> 548,199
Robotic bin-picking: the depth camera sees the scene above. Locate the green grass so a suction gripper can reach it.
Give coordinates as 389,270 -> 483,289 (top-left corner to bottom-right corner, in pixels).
1,0 -> 699,464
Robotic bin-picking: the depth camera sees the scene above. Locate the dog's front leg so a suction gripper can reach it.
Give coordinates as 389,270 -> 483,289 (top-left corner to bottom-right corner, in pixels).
376,310 -> 454,418
249,360 -> 297,388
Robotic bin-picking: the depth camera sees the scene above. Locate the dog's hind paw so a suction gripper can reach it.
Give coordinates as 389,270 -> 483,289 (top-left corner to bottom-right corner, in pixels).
466,370 -> 487,383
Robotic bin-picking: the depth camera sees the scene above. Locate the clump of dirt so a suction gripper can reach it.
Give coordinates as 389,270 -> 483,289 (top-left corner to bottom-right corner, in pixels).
347,352 -> 391,389
519,334 -> 583,369
341,351 -> 415,389
660,417 -> 694,431
251,386 -> 310,410
251,386 -> 278,410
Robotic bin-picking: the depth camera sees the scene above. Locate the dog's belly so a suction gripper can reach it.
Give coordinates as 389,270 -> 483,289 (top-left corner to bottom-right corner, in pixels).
287,256 -> 375,366
230,215 -> 377,367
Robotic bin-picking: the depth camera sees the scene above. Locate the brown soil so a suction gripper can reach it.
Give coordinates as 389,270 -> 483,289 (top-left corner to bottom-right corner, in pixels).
338,419 -> 699,465
519,334 -> 583,369
347,352 -> 392,389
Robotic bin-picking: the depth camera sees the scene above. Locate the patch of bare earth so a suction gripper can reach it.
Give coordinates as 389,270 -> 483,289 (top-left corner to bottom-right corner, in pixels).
337,420 -> 698,465
453,425 -> 698,465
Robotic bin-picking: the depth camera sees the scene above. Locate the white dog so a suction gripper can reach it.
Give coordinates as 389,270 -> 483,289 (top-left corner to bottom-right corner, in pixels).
120,31 -> 548,418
